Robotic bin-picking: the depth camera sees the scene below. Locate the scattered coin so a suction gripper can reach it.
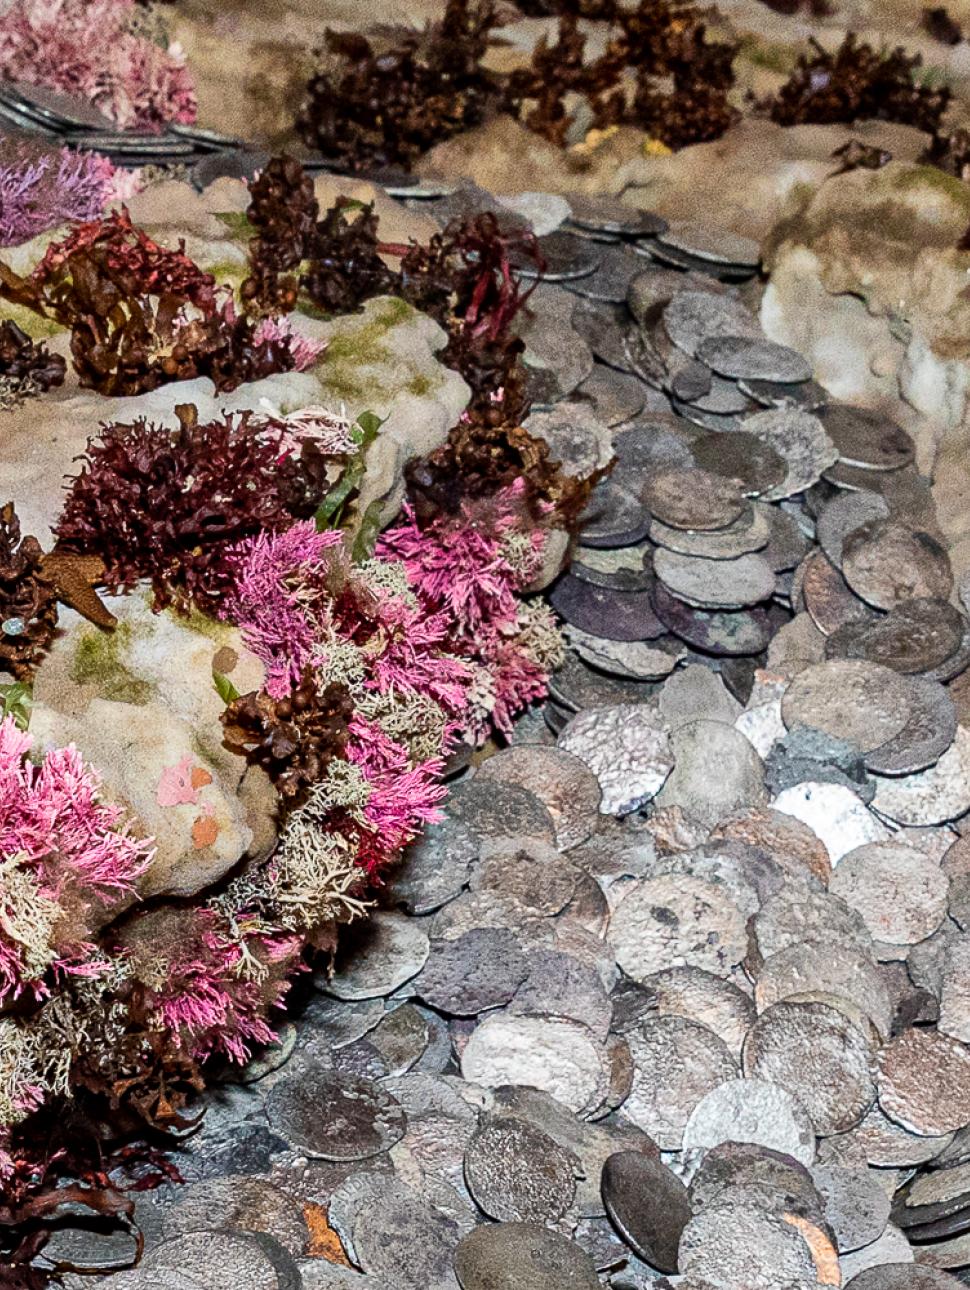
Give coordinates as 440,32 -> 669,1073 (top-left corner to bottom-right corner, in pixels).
657,222 -> 761,268
697,336 -> 812,383
682,1077 -> 817,1165
811,1163 -> 891,1253
690,431 -> 788,498
781,659 -> 913,754
743,408 -> 839,500
557,702 -> 674,815
609,872 -> 748,982
870,725 -> 970,826
394,817 -> 480,915
460,1014 -> 606,1114
325,911 -> 430,1001
842,520 -> 953,611
830,841 -> 948,945
453,1222 -> 600,1290
415,928 -> 529,1016
662,290 -> 761,358
642,466 -> 747,532
446,779 -> 556,845
464,1114 -> 577,1222
623,1015 -> 738,1148
772,781 -> 889,864
548,573 -> 665,642
473,745 -> 602,850
678,1203 -> 825,1288
654,548 -> 776,609
878,1027 -> 970,1135
654,719 -> 768,828
820,405 -> 915,472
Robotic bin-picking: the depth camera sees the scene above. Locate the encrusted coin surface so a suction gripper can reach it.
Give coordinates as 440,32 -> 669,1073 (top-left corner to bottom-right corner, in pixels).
781,659 -> 913,754
650,503 -> 771,561
811,1163 -> 891,1254
662,290 -> 760,357
697,335 -> 812,383
548,574 -> 665,642
743,407 -> 839,500
755,940 -> 893,1038
642,467 -> 746,532
460,1014 -> 606,1114
641,965 -> 755,1059
394,817 -> 480,915
690,431 -> 787,498
623,1015 -> 738,1148
871,725 -> 970,825
655,719 -> 767,828
453,1222 -> 600,1290
601,1150 -> 691,1272
827,600 -> 965,677
877,1027 -> 970,1136
464,1114 -> 577,1223
609,872 -> 748,982
678,1205 -> 824,1288
349,1175 -> 461,1288
772,781 -> 889,864
820,404 -> 915,472
830,840 -> 948,945
474,745 -> 602,850
842,520 -> 953,611
325,911 -> 431,1001
681,1077 -> 817,1164
743,999 -> 878,1135
652,581 -> 772,655
266,1071 -> 407,1162
557,702 -> 674,815
415,928 -> 529,1016
654,548 -> 775,609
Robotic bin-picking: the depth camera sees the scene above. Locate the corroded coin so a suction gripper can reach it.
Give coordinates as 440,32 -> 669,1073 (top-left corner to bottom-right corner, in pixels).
820,404 -> 915,472
877,1027 -> 970,1135
652,580 -> 772,655
567,194 -> 669,238
563,242 -> 645,304
740,376 -> 829,411
349,1175 -> 462,1287
750,883 -> 873,964
548,574 -> 665,642
831,840 -> 948,946
800,550 -> 880,636
578,479 -> 651,547
754,941 -> 893,1039
690,430 -> 787,498
742,999 -> 878,1135
653,548 -> 776,609
662,290 -> 760,357
464,1114 -> 577,1223
514,230 -> 600,281
641,964 -> 756,1059
415,928 -> 529,1016
688,1140 -> 820,1215
140,1232 -> 292,1290
816,491 -> 891,569
678,1203 -> 827,1288
642,466 -> 746,531
710,806 -> 832,885
562,630 -> 678,682
557,702 -> 674,815
781,659 -> 913,754
811,1163 -> 891,1253
601,1151 -> 691,1272
650,503 -> 771,560
608,872 -> 748,982
460,1015 -> 606,1114
446,779 -> 556,845
623,1015 -> 738,1148
842,520 -> 953,611
325,911 -> 430,1001
656,221 -> 761,268
844,1268 -> 964,1288
743,407 -> 839,501
654,718 -> 768,828
865,672 -> 958,780
266,1070 -> 407,1162
826,600 -> 965,676
870,725 -> 970,826
697,335 -> 812,384
575,367 -> 646,428
771,781 -> 889,864
473,745 -> 601,850
394,817 -> 480,915
681,1077 -> 817,1165
453,1222 -> 600,1290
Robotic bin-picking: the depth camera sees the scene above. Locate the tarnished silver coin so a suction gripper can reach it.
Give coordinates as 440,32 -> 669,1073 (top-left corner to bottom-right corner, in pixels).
325,911 -> 430,1001
844,1267 -> 964,1288
743,408 -> 839,501
679,371 -> 753,415
570,297 -> 633,371
641,965 -> 756,1059
742,999 -> 878,1135
562,631 -> 678,683
827,600 -> 965,678
349,1175 -> 461,1288
609,872 -> 748,982
563,242 -> 645,303
688,1140 -> 820,1215
156,1176 -> 308,1258
820,405 -> 915,472
453,1222 -> 600,1290
567,194 -> 668,238
446,779 -> 556,845
548,574 -> 665,642
515,230 -> 600,281
557,702 -> 673,815
750,882 -> 873,964
650,504 -> 771,561
140,1232 -> 289,1290
816,491 -> 891,568
697,335 -> 812,383
470,836 -> 579,917
662,290 -> 760,357
800,550 -> 880,636
642,466 -> 746,532
681,1077 -> 817,1165
830,840 -> 948,945
473,745 -> 601,850
657,221 -> 761,267
575,367 -> 647,428
690,430 -> 788,498
601,1151 -> 690,1272
771,781 -> 889,865
655,718 -> 768,828
654,548 -> 776,609
395,817 -> 480,915
871,725 -> 970,826
265,1070 -> 407,1162
623,1015 -> 738,1148
781,659 -> 913,754
740,376 -> 829,411
510,947 -> 613,1041
878,1027 -> 970,1136
711,805 -> 832,884
842,520 -> 953,611
678,1203 -> 828,1288
579,479 -> 651,547
415,928 -> 528,1016
811,1163 -> 891,1253
463,1114 -> 577,1222
460,1014 -> 607,1114
652,580 -> 772,655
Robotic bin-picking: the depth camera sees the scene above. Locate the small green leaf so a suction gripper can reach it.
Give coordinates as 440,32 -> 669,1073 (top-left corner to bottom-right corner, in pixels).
0,681 -> 32,730
338,198 -> 370,214
212,670 -> 241,705
354,410 -> 384,440
214,211 -> 257,238
314,411 -> 385,531
352,500 -> 384,562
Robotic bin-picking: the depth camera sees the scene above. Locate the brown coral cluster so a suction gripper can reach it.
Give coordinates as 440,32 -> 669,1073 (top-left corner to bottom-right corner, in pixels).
0,502 -> 58,678
0,321 -> 65,407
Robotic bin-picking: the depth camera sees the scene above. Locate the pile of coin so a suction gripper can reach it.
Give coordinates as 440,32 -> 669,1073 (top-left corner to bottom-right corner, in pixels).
0,78 -> 242,168
34,190 -> 970,1290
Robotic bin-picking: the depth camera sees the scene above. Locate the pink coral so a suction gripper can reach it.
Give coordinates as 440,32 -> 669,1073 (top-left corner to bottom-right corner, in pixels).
0,143 -> 116,247
252,317 -> 326,373
0,715 -> 153,1004
0,0 -> 197,133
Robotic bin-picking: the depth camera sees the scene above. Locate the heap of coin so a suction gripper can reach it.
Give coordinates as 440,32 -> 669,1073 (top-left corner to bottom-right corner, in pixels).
37,193 -> 970,1290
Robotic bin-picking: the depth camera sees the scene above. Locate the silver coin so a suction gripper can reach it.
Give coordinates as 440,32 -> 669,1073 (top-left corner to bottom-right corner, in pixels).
325,911 -> 430,1001
548,574 -> 665,642
755,940 -> 893,1039
570,297 -> 633,372
510,948 -> 613,1042
563,243 -> 644,303
654,549 -> 776,609
514,230 -> 600,282
816,491 -> 891,568
394,817 -> 480,915
697,335 -> 812,384
870,725 -> 970,826
688,1140 -> 820,1214
141,1232 -> 289,1290
811,1163 -> 891,1253
557,702 -> 673,815
662,290 -> 760,358
781,659 -> 914,754
821,405 -> 916,472
743,407 -> 839,501
454,1221 -> 600,1290
266,1070 -> 407,1162
656,222 -> 761,268
446,779 -> 556,845
656,718 -> 768,828
567,195 -> 668,238
650,504 -> 770,560
740,376 -> 829,411
842,520 -> 953,611
575,366 -> 647,427
682,1077 -> 817,1165
678,1204 -> 831,1289
690,431 -> 788,498
473,746 -> 601,850
578,480 -> 651,548
878,1026 -> 970,1136
826,601 -> 965,677
415,928 -> 529,1016
742,999 -> 878,1135
643,466 -> 747,531
601,1150 -> 691,1272
652,580 -> 772,655
464,1114 -> 577,1222
865,675 -> 957,775
844,1267 -> 964,1288
349,1175 -> 461,1288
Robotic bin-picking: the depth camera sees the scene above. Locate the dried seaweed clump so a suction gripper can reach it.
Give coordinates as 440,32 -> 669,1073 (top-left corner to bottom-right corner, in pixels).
54,408 -> 306,613
0,321 -> 65,409
241,155 -> 320,315
0,503 -> 58,677
922,127 -> 970,180
765,35 -> 951,132
504,0 -> 739,150
302,197 -> 399,314
222,671 -> 355,800
298,0 -> 501,173
0,210 -> 307,396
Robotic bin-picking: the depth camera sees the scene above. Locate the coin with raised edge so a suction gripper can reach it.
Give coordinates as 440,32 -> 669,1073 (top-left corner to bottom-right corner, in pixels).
474,745 -> 602,850
601,1150 -> 690,1272
681,1077 -> 816,1165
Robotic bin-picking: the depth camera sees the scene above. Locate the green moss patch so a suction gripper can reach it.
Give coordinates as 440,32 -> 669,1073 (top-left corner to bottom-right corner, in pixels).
70,622 -> 154,706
